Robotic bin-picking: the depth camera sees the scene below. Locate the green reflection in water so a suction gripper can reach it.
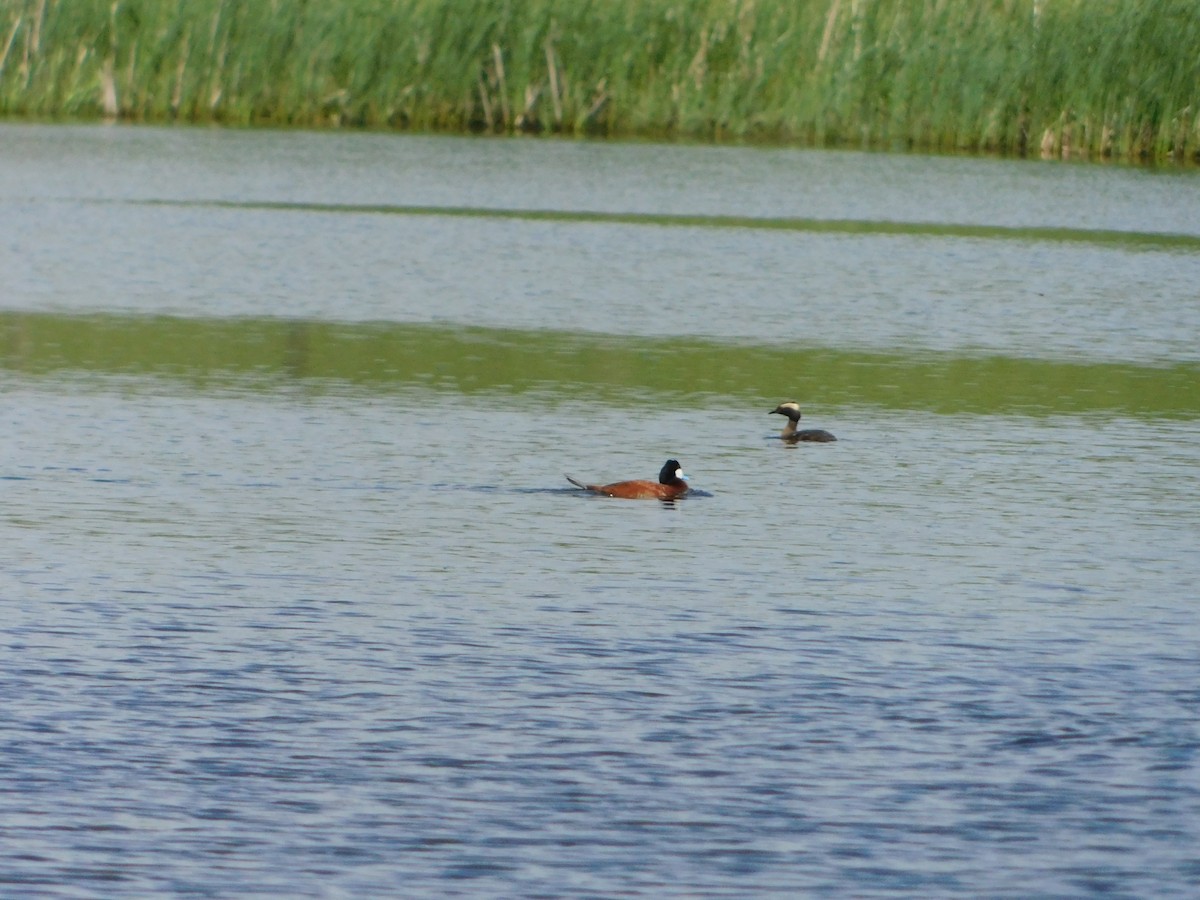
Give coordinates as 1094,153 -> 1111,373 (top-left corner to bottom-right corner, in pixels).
133,199 -> 1200,252
3,311 -> 1197,417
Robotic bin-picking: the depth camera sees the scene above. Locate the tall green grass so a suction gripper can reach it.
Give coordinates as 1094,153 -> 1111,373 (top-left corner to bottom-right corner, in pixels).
1,0 -> 1197,162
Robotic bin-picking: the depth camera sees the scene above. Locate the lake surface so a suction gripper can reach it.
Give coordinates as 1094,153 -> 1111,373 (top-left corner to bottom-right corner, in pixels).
2,123 -> 1199,897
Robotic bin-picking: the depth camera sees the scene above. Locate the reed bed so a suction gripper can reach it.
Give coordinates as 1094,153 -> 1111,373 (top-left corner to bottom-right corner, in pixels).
1,0 -> 1196,162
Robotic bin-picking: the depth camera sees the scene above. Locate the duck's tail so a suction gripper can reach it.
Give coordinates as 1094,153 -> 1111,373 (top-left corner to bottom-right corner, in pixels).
565,475 -> 590,490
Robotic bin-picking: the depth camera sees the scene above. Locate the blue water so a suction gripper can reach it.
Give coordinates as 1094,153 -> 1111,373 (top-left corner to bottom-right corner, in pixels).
2,124 -> 1200,897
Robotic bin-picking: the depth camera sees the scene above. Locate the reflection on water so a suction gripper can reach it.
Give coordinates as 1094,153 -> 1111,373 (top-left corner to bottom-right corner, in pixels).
4,378 -> 1199,898
4,311 -> 1199,417
133,197 -> 1200,252
4,124 -> 1200,366
2,124 -> 1200,898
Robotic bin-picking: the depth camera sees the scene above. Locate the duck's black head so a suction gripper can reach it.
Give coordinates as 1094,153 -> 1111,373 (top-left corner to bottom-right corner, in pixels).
770,401 -> 803,422
658,459 -> 686,484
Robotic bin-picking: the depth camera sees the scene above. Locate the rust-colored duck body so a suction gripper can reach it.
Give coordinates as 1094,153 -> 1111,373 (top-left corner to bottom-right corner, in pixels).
566,459 -> 690,500
770,401 -> 837,442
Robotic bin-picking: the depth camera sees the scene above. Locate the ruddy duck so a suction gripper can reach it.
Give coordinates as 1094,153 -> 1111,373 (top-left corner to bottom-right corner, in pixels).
566,459 -> 690,500
770,401 -> 837,442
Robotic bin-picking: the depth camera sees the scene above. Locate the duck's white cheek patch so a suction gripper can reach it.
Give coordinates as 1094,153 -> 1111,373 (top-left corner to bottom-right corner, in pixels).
677,469 -> 687,480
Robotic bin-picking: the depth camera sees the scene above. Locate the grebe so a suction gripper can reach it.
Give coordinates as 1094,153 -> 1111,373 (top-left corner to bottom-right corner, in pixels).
770,401 -> 837,442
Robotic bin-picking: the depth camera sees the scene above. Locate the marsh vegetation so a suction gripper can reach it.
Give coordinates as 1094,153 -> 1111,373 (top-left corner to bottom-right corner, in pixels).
1,0 -> 1197,162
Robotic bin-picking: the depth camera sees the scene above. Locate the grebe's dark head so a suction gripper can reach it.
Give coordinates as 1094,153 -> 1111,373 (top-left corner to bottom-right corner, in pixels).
770,401 -> 803,422
658,459 -> 686,484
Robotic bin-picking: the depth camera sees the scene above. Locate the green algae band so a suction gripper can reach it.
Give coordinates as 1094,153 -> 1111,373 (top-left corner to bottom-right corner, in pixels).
133,198 -> 1200,253
4,311 -> 1198,419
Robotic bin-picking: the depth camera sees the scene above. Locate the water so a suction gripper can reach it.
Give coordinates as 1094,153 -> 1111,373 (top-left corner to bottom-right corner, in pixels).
2,123 -> 1200,897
